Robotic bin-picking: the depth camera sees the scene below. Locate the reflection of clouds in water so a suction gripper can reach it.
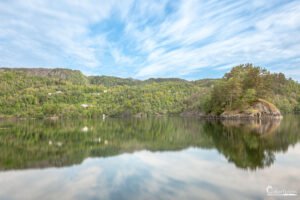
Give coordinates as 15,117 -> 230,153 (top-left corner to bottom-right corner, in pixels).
1,146 -> 300,200
0,164 -> 104,200
63,165 -> 104,199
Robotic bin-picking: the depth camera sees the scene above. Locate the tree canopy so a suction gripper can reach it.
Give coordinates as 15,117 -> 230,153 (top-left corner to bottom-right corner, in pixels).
0,64 -> 299,118
207,64 -> 300,114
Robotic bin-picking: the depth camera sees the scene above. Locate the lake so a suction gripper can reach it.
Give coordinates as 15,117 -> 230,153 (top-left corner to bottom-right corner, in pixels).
0,116 -> 299,200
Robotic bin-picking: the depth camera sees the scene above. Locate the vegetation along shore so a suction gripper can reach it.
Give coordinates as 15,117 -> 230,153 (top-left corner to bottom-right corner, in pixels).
0,64 -> 299,119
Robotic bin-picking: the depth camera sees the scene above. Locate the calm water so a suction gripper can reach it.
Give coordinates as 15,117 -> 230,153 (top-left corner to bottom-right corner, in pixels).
0,116 -> 299,200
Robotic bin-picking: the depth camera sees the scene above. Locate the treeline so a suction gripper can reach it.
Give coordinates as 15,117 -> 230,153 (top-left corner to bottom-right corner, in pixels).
0,64 -> 299,118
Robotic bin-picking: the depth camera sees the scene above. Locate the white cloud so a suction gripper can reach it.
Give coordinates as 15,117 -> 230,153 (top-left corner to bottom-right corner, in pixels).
135,0 -> 300,79
0,0 -> 133,69
110,46 -> 134,65
0,0 -> 299,79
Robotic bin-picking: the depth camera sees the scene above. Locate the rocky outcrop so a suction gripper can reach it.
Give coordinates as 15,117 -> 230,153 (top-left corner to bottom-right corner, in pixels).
0,68 -> 88,84
220,99 -> 282,119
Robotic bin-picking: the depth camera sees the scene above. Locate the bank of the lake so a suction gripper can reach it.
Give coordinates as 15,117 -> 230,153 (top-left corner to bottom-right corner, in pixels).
1,64 -> 300,119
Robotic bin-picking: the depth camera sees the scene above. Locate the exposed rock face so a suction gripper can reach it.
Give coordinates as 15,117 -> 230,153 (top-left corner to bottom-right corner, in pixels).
252,100 -> 282,117
220,99 -> 282,119
0,68 -> 87,84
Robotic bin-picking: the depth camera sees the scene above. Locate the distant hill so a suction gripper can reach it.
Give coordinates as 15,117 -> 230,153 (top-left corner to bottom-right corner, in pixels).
145,78 -> 188,83
0,67 -> 216,86
193,79 -> 218,87
0,68 -> 88,85
89,75 -> 142,86
89,76 -> 192,86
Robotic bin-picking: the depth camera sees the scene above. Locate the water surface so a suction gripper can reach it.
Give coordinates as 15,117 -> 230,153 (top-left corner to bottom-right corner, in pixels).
0,116 -> 299,199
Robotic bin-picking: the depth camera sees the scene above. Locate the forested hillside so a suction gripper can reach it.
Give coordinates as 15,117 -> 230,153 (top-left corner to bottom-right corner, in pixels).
0,64 -> 299,119
0,68 -> 212,118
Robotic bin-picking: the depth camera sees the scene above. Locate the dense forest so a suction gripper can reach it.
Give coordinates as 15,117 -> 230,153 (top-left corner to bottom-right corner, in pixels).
0,64 -> 299,119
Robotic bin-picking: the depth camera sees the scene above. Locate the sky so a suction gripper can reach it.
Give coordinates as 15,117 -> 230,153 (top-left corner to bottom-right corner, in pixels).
0,0 -> 300,80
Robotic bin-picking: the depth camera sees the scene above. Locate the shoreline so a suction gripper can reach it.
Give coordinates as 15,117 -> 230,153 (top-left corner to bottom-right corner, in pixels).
0,112 -> 287,122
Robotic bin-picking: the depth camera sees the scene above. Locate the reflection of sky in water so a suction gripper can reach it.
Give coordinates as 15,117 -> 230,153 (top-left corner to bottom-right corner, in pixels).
1,145 -> 300,200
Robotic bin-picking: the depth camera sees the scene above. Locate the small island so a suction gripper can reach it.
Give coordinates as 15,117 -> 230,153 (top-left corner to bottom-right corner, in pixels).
0,64 -> 299,119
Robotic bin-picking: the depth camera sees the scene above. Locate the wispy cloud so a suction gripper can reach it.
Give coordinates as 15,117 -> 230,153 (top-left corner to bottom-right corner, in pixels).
0,0 -> 299,79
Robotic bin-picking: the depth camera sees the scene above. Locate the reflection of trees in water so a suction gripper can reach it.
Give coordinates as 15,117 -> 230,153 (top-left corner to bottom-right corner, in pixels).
0,118 -> 212,170
0,116 -> 299,170
203,116 -> 300,170
221,119 -> 281,135
203,122 -> 275,170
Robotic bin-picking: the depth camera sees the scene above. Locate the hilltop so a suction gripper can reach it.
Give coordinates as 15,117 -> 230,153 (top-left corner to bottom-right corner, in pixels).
0,67 -> 88,84
0,64 -> 299,119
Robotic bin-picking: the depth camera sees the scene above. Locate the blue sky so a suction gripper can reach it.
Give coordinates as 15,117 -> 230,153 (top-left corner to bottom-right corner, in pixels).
0,0 -> 300,80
